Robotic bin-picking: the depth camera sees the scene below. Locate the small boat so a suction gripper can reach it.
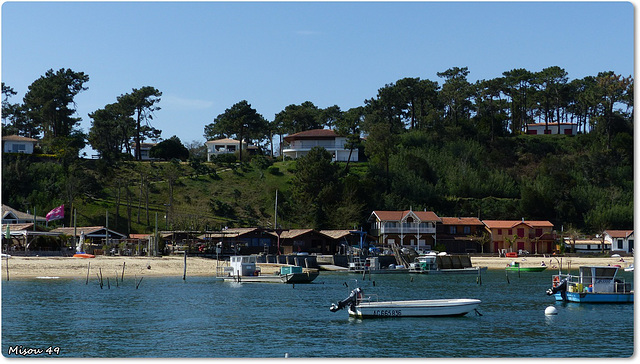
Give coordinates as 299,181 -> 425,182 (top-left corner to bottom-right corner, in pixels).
329,288 -> 481,318
546,266 -> 633,303
348,256 -> 410,274
217,255 -> 318,284
410,254 -> 488,274
505,252 -> 518,258
505,261 -> 547,272
624,264 -> 634,272
73,252 -> 95,258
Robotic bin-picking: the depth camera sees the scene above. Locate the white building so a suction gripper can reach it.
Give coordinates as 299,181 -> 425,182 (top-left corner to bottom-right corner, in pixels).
2,135 -> 38,154
282,129 -> 358,162
526,122 -> 577,135
205,138 -> 247,162
605,230 -> 634,253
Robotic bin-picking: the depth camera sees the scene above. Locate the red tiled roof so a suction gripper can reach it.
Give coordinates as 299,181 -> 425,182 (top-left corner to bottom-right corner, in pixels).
283,129 -> 337,142
482,220 -> 554,229
1,135 -> 38,142
370,210 -> 441,223
605,230 -> 634,238
527,123 -> 576,127
440,217 -> 483,226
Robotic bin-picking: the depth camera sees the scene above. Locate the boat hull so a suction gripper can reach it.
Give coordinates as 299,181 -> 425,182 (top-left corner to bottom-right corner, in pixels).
73,253 -> 95,258
505,266 -> 547,272
554,292 -> 634,303
348,299 -> 481,318
220,271 -> 319,284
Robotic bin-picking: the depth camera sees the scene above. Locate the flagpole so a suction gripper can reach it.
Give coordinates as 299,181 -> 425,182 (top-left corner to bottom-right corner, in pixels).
73,209 -> 77,249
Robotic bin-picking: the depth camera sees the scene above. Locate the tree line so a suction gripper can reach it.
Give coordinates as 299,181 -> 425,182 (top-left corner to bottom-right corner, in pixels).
1,65 -> 633,235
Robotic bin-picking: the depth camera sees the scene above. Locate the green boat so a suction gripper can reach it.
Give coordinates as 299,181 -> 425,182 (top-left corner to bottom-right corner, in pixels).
505,261 -> 548,272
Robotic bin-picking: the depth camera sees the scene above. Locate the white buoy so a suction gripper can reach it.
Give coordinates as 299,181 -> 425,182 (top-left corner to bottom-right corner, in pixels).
545,306 -> 558,315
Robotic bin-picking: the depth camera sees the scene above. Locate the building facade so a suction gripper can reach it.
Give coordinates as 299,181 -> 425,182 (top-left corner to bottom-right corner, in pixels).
282,129 -> 358,162
2,135 -> 39,154
368,210 -> 441,251
436,217 -> 486,253
604,230 -> 634,253
526,122 -> 577,135
483,220 -> 555,254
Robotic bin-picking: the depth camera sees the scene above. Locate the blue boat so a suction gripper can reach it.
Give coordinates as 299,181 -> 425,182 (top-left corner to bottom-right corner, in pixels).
546,266 -> 633,303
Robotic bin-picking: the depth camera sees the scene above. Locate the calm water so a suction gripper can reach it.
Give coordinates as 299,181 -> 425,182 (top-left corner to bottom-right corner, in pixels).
1,269 -> 634,358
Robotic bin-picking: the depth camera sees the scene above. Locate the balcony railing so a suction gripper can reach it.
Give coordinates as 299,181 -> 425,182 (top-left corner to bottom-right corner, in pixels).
371,226 -> 436,236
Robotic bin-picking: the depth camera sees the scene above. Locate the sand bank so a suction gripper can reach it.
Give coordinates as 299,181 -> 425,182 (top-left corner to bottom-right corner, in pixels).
0,255 -> 633,280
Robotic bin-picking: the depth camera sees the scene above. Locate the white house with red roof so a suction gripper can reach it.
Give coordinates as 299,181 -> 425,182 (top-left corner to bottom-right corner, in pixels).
526,122 -> 577,135
482,219 -> 555,254
2,135 -> 39,154
604,230 -> 634,253
368,209 -> 441,251
283,129 -> 358,162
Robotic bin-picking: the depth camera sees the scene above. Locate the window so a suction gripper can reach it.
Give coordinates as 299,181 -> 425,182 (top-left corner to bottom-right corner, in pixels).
517,228 -> 525,238
618,239 -> 624,249
463,226 -> 471,234
508,229 -> 512,235
449,226 -> 457,234
535,229 -> 542,237
497,229 -> 502,235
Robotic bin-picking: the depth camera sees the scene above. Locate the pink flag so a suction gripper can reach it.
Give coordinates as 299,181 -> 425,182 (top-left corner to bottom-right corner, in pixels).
46,204 -> 64,222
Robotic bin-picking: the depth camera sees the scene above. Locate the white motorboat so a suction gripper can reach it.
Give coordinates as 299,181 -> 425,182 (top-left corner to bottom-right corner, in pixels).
217,256 -> 319,284
330,288 -> 481,318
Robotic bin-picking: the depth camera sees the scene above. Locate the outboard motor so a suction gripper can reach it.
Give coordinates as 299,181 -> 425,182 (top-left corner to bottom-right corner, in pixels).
546,278 -> 568,301
329,288 -> 362,312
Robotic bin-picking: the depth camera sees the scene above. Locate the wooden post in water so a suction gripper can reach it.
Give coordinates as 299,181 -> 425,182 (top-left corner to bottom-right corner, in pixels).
121,262 -> 126,282
5,254 -> 9,281
86,262 -> 90,285
183,251 -> 187,281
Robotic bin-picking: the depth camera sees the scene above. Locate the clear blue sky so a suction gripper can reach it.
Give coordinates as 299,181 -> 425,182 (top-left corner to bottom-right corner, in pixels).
1,1 -> 634,154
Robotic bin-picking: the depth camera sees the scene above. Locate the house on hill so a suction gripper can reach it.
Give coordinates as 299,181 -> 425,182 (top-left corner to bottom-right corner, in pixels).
205,138 -> 259,161
526,122 -> 577,135
282,129 -> 358,162
2,135 -> 39,154
483,220 -> 555,255
368,210 -> 441,251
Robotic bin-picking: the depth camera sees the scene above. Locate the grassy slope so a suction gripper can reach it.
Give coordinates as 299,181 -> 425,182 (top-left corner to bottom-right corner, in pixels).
75,160 -> 298,234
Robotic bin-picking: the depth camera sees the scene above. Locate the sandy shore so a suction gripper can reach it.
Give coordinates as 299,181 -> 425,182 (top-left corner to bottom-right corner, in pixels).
0,255 -> 633,279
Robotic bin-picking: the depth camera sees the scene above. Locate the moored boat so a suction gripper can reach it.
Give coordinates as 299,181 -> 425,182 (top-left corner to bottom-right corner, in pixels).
329,287 -> 481,318
505,261 -> 547,272
348,256 -> 410,274
217,255 -> 318,284
546,266 -> 633,303
73,252 -> 95,258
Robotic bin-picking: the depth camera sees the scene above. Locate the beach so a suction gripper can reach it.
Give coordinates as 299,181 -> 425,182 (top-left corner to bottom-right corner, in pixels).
0,255 -> 633,279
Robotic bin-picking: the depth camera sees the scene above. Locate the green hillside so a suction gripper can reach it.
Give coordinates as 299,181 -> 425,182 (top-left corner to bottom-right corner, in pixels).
2,129 -> 633,237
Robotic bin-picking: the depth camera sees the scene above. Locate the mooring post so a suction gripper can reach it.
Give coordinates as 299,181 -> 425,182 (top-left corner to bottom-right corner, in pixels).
86,262 -> 90,285
121,261 -> 126,282
183,251 -> 187,281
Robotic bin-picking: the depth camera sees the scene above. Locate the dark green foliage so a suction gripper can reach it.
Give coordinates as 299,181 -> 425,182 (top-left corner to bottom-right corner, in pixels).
150,136 -> 189,161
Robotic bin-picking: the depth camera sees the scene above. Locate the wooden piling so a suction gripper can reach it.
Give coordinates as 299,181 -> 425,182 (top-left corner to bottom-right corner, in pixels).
85,262 -> 90,285
121,262 -> 126,282
5,255 -> 9,281
183,251 -> 187,281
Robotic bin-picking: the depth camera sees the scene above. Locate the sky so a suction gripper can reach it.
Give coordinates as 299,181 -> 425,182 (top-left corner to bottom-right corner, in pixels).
1,1 -> 634,155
